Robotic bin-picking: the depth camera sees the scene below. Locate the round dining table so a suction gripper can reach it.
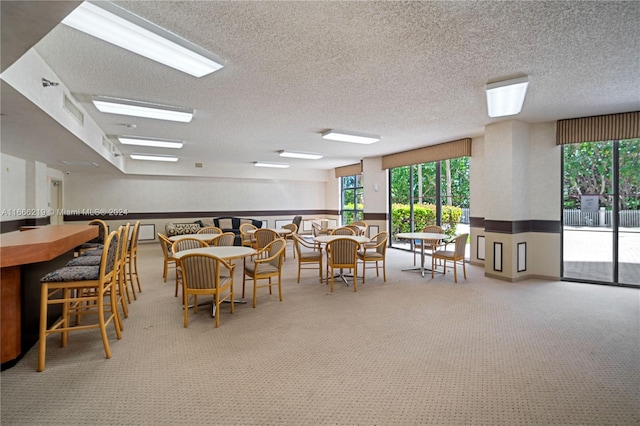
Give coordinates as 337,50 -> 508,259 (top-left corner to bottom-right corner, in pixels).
395,232 -> 446,277
173,246 -> 256,307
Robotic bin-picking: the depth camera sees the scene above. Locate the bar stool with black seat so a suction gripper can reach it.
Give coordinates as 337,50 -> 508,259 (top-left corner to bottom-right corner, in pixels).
38,229 -> 122,372
67,224 -> 131,323
75,218 -> 108,256
125,221 -> 141,299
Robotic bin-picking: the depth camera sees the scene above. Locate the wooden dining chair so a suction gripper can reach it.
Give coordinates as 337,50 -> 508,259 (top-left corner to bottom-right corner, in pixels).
239,223 -> 258,248
171,237 -> 209,298
198,226 -> 223,235
242,238 -> 286,308
325,237 -> 360,292
331,226 -> 356,236
431,234 -> 468,283
357,231 -> 388,283
281,223 -> 297,259
179,253 -> 236,328
254,228 -> 279,252
292,233 -> 322,283
214,232 -> 236,247
414,225 -> 444,266
157,233 -> 177,283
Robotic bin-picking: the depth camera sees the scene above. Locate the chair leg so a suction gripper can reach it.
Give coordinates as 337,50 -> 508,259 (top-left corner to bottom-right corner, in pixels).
463,260 -> 467,279
453,260 -> 458,283
352,265 -> 358,292
362,260 -> 366,284
38,284 -> 49,372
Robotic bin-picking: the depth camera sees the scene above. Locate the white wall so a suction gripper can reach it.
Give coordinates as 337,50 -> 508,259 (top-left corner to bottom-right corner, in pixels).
1,153 -> 27,221
63,172 -> 327,213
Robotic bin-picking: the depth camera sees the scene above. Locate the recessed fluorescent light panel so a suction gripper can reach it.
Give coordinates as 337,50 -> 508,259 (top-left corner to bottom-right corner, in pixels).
485,76 -> 529,118
92,97 -> 193,122
130,153 -> 179,162
278,150 -> 323,160
62,1 -> 223,78
254,162 -> 290,168
118,136 -> 184,149
321,130 -> 380,144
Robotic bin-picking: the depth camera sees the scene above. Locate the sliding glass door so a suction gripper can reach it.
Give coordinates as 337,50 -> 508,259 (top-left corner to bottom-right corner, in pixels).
562,139 -> 639,287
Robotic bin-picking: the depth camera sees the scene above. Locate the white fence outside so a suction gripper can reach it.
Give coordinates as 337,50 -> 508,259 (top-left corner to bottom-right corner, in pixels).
459,208 -> 640,228
563,209 -> 640,228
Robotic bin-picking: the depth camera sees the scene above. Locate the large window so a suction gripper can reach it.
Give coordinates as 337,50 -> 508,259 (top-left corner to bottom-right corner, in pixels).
390,157 -> 469,248
341,175 -> 363,224
562,138 -> 639,287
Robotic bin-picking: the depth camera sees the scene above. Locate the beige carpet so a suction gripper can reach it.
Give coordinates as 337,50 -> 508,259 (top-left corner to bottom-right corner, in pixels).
2,243 -> 639,425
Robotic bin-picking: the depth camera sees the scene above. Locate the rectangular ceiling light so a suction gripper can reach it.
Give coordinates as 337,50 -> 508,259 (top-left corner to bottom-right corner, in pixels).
321,130 -> 380,144
93,97 -> 193,122
118,136 -> 184,149
254,162 -> 290,168
62,1 -> 223,78
485,76 -> 529,118
278,150 -> 323,160
130,153 -> 179,162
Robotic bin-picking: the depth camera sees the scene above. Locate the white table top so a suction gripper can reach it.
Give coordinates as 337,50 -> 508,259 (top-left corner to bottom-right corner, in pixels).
169,234 -> 221,242
313,235 -> 371,244
246,228 -> 292,235
173,246 -> 256,260
396,232 -> 446,241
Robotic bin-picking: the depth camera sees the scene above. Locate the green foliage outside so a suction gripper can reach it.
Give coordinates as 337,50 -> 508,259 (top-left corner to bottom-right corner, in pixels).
342,203 -> 364,224
391,203 -> 462,237
563,139 -> 639,210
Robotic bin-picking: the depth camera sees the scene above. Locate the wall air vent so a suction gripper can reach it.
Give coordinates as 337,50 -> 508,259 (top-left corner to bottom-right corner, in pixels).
63,93 -> 84,125
195,162 -> 203,168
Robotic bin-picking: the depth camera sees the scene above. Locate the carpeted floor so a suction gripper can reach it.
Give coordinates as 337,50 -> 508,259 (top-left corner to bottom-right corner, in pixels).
2,243 -> 638,425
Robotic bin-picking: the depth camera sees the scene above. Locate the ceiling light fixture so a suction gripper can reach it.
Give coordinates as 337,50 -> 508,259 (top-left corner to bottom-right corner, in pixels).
92,96 -> 193,122
118,136 -> 184,149
130,153 -> 179,162
61,1 -> 223,78
278,150 -> 323,160
254,162 -> 290,168
321,130 -> 380,144
485,76 -> 529,118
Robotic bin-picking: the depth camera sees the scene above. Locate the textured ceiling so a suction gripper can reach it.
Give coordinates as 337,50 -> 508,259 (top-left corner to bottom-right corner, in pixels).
2,1 -> 640,175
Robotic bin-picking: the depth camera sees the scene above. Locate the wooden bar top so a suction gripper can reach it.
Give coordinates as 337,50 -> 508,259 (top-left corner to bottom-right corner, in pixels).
0,225 -> 98,268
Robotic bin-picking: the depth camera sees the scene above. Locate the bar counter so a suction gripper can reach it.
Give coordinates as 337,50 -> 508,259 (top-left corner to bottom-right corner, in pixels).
0,224 -> 98,367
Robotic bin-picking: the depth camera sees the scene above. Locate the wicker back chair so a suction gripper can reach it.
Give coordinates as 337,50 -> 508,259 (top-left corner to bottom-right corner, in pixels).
214,232 -> 236,247
357,231 -> 388,283
331,226 -> 356,236
292,234 -> 322,283
198,226 -> 223,235
414,225 -> 444,265
179,253 -> 235,328
325,237 -> 360,292
431,234 -> 468,282
171,238 -> 209,298
239,223 -> 258,248
242,238 -> 286,308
